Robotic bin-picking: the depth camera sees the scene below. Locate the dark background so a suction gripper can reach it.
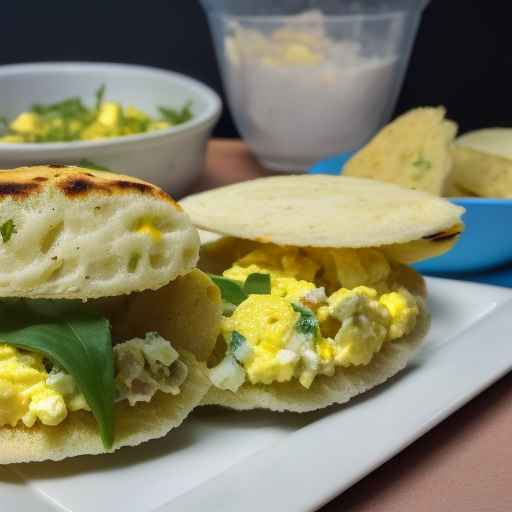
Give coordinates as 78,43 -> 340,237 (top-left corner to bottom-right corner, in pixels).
0,1 -> 506,137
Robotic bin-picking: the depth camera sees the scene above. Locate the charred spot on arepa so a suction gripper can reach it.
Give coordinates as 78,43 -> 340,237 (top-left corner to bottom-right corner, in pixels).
112,179 -> 179,206
0,181 -> 40,198
114,179 -> 153,194
425,232 -> 459,243
58,175 -> 111,197
422,224 -> 463,243
0,165 -> 180,208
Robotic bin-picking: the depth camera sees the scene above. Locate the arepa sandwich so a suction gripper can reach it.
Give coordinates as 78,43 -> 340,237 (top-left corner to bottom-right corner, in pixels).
181,175 -> 464,412
0,166 -> 221,464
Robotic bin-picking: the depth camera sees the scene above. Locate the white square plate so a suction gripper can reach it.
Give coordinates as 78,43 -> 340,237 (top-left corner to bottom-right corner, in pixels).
2,277 -> 512,512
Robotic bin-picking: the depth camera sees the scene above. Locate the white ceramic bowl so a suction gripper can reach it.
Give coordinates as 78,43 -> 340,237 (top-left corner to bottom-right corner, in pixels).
0,62 -> 222,194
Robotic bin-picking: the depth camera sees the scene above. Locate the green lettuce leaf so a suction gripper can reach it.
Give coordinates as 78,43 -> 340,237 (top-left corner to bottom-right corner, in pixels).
0,300 -> 115,448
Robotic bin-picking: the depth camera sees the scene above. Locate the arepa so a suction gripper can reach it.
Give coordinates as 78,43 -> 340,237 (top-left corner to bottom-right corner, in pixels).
0,166 -> 199,299
343,107 -> 457,195
0,165 -> 222,464
181,175 -> 463,412
452,127 -> 512,197
457,127 -> 512,160
181,175 -> 464,255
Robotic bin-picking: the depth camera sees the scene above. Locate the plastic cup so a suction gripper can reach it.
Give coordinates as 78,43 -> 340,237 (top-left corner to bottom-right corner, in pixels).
201,0 -> 430,171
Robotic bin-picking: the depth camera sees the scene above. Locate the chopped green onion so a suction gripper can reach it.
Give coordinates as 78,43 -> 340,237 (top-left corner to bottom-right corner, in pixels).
95,84 -> 106,111
208,274 -> 248,306
292,303 -> 319,338
209,272 -> 272,308
158,101 -> 193,125
243,273 -> 271,295
0,219 -> 16,243
412,154 -> 432,171
230,331 -> 253,364
230,331 -> 246,353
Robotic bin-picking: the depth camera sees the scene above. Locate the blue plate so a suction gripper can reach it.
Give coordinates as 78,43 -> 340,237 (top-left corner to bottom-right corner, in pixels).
309,152 -> 512,284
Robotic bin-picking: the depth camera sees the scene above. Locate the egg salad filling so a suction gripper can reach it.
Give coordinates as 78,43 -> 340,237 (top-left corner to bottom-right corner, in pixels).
208,244 -> 419,391
0,332 -> 187,429
0,85 -> 193,144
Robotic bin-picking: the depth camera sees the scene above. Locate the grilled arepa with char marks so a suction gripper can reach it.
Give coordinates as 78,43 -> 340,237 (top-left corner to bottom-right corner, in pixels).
0,165 -> 199,299
0,165 -> 222,464
182,175 -> 464,412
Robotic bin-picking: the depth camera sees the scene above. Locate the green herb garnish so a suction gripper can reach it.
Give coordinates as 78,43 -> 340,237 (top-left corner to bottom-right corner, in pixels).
412,154 -> 432,171
243,273 -> 271,295
32,97 -> 90,120
0,219 -> 16,243
0,299 -> 115,449
209,272 -> 272,309
230,331 -> 246,353
0,86 -> 194,144
78,158 -> 111,171
292,303 -> 319,338
95,84 -> 106,111
209,275 -> 248,306
158,101 -> 193,125
30,96 -> 93,142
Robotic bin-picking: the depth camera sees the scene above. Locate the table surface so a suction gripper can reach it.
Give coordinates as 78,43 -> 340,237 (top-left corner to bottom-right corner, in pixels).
194,140 -> 512,512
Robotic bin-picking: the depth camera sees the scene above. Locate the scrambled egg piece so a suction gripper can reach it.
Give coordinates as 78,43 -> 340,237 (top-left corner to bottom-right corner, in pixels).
380,289 -> 419,340
0,344 -> 86,428
305,247 -> 391,293
233,245 -> 319,282
222,295 -> 298,385
224,262 -> 315,303
209,244 -> 419,391
327,286 -> 390,366
0,333 -> 186,429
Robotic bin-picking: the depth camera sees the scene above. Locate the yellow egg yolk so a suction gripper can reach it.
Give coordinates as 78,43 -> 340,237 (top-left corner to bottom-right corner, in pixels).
132,218 -> 162,241
222,295 -> 299,385
136,223 -> 162,241
211,243 -> 420,391
0,344 -> 85,428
